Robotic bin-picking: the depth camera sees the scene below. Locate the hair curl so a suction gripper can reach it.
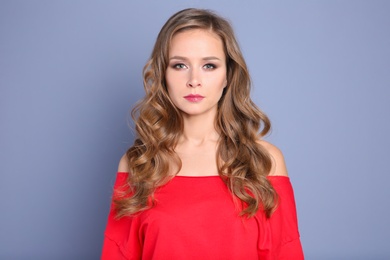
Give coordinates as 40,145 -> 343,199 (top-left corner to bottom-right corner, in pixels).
115,8 -> 277,219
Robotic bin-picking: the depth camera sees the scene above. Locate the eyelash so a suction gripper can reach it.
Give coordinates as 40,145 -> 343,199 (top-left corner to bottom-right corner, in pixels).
172,63 -> 186,69
203,63 -> 216,70
171,63 -> 217,70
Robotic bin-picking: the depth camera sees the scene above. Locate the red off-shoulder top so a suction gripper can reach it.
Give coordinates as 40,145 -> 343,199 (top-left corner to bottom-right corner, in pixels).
102,172 -> 303,259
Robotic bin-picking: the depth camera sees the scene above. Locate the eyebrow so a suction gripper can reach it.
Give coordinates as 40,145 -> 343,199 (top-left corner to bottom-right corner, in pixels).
169,56 -> 221,61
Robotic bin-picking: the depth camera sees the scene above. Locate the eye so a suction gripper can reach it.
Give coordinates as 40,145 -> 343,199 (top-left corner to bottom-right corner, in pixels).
203,63 -> 216,70
172,63 -> 187,69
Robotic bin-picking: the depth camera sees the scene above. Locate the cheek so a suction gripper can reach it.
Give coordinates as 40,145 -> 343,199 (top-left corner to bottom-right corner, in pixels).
218,67 -> 227,87
166,85 -> 175,101
166,84 -> 177,97
165,81 -> 180,103
165,72 -> 182,90
219,72 -> 227,89
165,74 -> 174,94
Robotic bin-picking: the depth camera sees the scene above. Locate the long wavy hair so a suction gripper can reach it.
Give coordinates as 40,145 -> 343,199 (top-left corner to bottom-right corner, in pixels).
115,8 -> 277,218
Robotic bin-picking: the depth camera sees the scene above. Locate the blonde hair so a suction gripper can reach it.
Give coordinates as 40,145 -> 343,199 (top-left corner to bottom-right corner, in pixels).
115,8 -> 277,218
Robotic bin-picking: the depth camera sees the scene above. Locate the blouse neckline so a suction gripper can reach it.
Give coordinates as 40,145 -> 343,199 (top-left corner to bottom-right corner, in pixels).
117,172 -> 289,179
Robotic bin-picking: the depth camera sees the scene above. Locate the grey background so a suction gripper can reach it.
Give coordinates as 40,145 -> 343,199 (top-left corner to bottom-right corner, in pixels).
1,1 -> 389,259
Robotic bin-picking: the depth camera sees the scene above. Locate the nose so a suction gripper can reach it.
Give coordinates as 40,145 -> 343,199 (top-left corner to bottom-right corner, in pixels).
186,69 -> 201,88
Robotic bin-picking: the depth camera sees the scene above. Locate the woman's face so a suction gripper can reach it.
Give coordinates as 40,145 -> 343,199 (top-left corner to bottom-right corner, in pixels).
165,29 -> 227,118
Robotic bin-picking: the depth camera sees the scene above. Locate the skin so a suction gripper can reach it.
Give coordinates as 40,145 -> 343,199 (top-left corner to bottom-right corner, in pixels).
119,29 -> 288,177
165,29 -> 227,120
165,29 -> 227,176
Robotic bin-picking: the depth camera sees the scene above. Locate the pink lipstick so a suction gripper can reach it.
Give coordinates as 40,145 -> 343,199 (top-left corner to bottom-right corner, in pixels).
184,94 -> 204,102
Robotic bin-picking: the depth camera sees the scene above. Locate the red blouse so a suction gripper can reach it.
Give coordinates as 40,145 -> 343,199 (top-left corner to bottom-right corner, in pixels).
102,173 -> 303,259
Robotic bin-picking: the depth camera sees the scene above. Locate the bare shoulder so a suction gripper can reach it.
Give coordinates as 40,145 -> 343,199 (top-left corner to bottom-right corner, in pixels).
117,153 -> 129,173
257,140 -> 288,176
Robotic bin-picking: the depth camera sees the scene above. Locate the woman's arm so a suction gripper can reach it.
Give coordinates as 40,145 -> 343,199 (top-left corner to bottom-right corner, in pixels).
101,157 -> 141,260
117,154 -> 129,173
258,140 -> 288,177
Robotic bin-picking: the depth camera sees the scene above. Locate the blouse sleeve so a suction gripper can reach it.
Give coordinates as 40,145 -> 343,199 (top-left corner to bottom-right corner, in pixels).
267,176 -> 304,259
101,172 -> 142,260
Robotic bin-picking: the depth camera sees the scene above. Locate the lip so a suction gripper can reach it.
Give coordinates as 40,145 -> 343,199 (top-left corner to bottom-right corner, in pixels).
184,94 -> 205,102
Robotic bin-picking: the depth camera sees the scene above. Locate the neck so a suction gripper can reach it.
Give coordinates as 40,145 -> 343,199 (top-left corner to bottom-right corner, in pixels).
180,113 -> 220,145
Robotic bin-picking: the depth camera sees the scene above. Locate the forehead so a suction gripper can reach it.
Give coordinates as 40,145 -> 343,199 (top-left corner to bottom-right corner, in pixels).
169,29 -> 225,58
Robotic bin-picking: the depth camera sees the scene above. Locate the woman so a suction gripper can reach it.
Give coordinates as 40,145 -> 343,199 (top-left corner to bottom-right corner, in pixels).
102,8 -> 303,259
